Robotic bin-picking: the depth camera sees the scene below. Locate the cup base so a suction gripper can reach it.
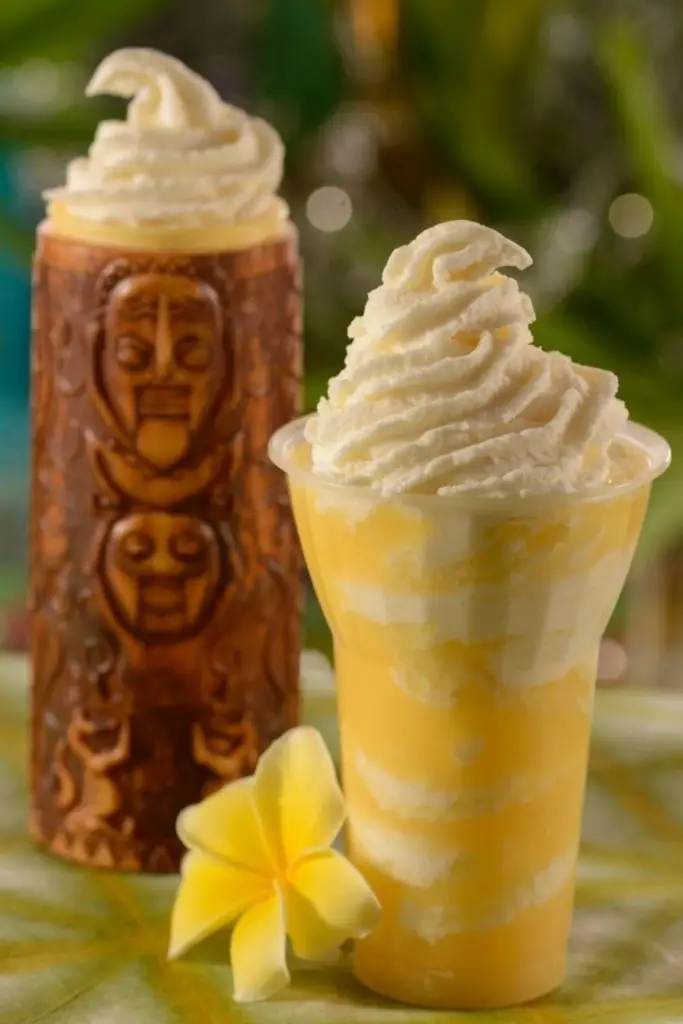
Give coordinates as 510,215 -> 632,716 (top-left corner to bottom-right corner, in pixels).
353,947 -> 566,1010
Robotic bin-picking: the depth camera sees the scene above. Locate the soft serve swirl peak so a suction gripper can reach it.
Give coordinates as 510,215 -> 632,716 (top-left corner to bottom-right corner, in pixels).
306,221 -> 628,497
45,48 -> 287,227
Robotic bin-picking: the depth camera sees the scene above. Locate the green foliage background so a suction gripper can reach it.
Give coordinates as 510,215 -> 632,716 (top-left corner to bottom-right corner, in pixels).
0,0 -> 681,591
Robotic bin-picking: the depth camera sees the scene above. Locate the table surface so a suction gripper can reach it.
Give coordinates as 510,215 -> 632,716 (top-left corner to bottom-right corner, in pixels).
2,653 -> 683,1023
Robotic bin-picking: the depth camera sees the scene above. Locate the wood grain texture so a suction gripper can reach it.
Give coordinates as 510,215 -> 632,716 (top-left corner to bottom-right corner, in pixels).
29,230 -> 303,872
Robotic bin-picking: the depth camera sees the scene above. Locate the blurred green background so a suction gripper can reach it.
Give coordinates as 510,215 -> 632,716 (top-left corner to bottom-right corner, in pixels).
0,0 -> 681,680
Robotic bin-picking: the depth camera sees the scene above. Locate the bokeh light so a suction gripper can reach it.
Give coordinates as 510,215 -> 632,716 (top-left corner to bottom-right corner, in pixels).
597,638 -> 629,683
0,59 -> 79,113
323,110 -> 379,179
608,193 -> 654,239
306,186 -> 353,232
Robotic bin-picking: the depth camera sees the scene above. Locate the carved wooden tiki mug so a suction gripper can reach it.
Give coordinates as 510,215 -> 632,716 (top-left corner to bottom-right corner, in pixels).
29,230 -> 302,871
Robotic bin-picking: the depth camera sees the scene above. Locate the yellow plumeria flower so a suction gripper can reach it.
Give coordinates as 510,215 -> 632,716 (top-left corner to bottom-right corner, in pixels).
168,726 -> 381,1002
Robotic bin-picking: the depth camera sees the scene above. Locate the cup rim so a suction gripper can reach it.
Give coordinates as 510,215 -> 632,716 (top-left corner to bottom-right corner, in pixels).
269,414 -> 671,512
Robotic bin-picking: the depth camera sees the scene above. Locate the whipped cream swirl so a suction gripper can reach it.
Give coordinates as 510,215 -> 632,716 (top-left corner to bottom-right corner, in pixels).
45,48 -> 287,226
307,221 -> 628,497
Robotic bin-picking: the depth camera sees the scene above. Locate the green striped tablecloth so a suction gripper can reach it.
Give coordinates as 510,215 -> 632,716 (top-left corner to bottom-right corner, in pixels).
2,652 -> 683,1023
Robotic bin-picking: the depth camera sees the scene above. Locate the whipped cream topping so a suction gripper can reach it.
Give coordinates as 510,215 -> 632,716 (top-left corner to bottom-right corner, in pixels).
45,48 -> 287,226
306,221 -> 628,497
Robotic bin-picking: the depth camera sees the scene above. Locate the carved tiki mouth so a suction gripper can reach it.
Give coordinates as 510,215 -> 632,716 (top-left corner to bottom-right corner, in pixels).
138,576 -> 187,632
137,385 -> 191,420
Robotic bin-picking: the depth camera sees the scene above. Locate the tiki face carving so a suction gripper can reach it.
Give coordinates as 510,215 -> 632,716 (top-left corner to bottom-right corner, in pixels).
103,513 -> 222,641
101,274 -> 224,469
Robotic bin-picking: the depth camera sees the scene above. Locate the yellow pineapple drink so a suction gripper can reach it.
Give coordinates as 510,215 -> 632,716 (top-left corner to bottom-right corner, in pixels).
275,426 -> 664,1008
270,222 -> 670,1008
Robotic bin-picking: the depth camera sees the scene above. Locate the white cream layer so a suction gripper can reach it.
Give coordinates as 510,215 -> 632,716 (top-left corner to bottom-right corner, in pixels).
307,221 -> 627,497
45,48 -> 287,228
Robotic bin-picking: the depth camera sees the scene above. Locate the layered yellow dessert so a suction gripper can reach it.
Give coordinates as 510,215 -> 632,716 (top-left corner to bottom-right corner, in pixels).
44,47 -> 291,253
270,222 -> 670,1007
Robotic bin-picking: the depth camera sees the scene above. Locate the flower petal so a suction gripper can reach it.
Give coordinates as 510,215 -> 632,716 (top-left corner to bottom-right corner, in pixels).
168,851 -> 272,960
286,848 -> 381,961
231,888 -> 290,1002
252,726 -> 345,866
177,777 -> 274,874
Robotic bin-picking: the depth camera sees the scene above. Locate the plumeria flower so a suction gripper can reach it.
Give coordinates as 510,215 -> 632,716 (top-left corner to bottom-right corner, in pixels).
168,726 -> 381,1002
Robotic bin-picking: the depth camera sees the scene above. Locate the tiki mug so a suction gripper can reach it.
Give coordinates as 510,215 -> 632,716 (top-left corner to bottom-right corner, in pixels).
29,223 -> 302,871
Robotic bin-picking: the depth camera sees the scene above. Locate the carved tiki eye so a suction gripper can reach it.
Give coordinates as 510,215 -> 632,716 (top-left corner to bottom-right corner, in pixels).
175,336 -> 212,371
122,530 -> 155,562
170,529 -> 208,564
116,336 -> 154,371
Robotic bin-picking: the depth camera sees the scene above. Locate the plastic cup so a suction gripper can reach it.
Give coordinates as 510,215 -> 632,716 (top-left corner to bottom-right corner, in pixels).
269,416 -> 670,1009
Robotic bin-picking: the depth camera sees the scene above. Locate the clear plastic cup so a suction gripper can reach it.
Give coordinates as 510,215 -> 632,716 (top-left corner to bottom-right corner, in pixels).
270,416 -> 670,1009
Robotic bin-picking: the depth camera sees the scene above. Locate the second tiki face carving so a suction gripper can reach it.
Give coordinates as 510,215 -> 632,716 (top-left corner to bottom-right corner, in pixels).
32,232 -> 302,872
98,274 -> 226,470
101,513 -> 224,642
